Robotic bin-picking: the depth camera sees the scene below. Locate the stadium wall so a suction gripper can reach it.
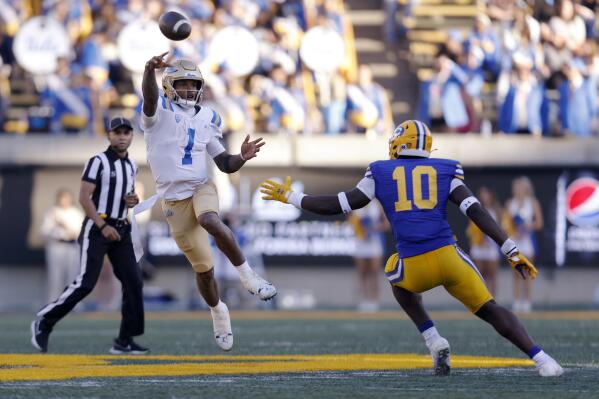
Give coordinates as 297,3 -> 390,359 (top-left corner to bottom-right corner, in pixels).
0,134 -> 598,310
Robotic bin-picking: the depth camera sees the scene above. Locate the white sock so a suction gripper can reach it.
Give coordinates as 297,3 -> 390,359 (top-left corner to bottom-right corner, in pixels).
235,261 -> 253,280
532,350 -> 550,365
210,300 -> 227,314
422,326 -> 441,348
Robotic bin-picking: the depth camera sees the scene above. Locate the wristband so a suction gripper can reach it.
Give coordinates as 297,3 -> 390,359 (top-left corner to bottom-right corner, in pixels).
337,192 -> 352,214
501,238 -> 519,258
459,196 -> 480,215
99,223 -> 108,232
239,152 -> 246,161
288,191 -> 306,209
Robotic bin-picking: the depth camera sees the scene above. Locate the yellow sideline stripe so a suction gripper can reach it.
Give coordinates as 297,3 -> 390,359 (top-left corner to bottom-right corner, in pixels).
77,310 -> 599,321
0,354 -> 533,381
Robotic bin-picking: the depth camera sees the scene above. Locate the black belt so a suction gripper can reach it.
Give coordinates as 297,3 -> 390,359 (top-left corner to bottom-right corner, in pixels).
103,218 -> 129,228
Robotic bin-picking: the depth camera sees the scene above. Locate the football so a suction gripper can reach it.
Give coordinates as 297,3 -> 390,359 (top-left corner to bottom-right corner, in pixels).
158,11 -> 191,41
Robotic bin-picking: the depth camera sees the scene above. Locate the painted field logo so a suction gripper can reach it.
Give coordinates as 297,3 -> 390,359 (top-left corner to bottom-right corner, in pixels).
0,354 -> 533,382
566,177 -> 599,227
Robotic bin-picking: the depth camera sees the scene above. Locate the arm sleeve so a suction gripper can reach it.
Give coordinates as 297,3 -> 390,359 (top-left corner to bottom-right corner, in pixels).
356,166 -> 376,200
82,156 -> 102,183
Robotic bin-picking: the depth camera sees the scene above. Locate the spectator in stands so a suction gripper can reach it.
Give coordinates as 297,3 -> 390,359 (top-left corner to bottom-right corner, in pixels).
486,0 -> 517,22
443,29 -> 465,63
287,73 -> 316,134
576,0 -> 596,38
460,45 -> 485,132
548,0 -> 587,52
41,59 -> 93,134
45,0 -> 93,45
467,186 -> 501,296
498,53 -> 544,136
40,189 -> 84,302
504,176 -> 543,313
558,57 -> 597,136
346,65 -> 393,135
225,76 -> 255,134
319,72 -> 347,135
501,8 -> 544,73
469,14 -> 502,79
417,54 -> 470,132
267,67 -> 305,134
541,0 -> 587,86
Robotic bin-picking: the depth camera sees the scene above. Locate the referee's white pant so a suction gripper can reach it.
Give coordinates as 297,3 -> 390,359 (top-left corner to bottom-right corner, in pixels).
36,219 -> 144,339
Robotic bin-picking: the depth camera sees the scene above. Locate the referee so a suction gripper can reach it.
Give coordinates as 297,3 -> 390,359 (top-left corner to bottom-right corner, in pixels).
31,117 -> 148,355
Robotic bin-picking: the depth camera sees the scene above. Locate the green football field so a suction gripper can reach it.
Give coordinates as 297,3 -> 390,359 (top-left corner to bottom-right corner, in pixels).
1,311 -> 598,399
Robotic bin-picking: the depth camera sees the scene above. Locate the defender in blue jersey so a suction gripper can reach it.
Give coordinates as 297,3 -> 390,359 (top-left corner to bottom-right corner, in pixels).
260,120 -> 563,377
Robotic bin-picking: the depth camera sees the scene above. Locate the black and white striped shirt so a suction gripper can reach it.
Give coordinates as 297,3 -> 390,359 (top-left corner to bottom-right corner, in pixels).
82,146 -> 138,220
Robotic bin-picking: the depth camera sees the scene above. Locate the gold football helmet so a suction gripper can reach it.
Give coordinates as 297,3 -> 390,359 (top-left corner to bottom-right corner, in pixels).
162,59 -> 204,107
388,120 -> 432,159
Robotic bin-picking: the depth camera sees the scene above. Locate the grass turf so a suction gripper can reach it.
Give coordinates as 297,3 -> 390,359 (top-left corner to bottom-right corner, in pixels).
1,312 -> 598,398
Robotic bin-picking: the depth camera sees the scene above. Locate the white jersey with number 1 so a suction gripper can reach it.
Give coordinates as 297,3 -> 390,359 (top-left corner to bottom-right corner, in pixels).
141,96 -> 226,201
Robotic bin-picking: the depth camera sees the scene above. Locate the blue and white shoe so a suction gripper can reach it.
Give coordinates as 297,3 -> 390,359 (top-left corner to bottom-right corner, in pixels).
429,337 -> 451,376
211,302 -> 233,351
240,271 -> 277,301
536,355 -> 564,377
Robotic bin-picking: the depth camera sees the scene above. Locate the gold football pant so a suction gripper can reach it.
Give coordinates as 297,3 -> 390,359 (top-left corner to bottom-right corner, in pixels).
162,182 -> 219,273
385,244 -> 493,313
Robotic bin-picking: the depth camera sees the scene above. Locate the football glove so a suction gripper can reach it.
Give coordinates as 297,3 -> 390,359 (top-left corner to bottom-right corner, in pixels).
260,176 -> 292,203
508,253 -> 538,280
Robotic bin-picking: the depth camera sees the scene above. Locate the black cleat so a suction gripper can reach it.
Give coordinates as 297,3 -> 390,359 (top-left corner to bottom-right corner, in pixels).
109,338 -> 149,355
30,320 -> 50,353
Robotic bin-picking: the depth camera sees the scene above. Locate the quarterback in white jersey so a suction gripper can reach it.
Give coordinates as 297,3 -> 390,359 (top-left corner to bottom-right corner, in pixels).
143,94 -> 226,200
141,53 -> 276,352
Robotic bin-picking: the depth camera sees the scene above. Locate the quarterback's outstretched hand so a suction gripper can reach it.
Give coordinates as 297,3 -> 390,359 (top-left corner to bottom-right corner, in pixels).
240,135 -> 265,161
261,176 -> 292,203
508,253 -> 538,280
145,52 -> 170,70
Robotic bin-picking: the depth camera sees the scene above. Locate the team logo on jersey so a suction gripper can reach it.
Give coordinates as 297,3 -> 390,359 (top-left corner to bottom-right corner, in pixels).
175,114 -> 182,123
566,177 -> 599,227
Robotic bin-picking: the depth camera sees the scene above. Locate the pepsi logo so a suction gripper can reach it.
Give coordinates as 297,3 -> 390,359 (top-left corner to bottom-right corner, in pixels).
566,177 -> 599,227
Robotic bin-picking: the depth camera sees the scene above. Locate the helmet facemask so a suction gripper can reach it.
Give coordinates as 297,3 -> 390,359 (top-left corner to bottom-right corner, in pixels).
162,60 -> 204,108
172,79 -> 204,108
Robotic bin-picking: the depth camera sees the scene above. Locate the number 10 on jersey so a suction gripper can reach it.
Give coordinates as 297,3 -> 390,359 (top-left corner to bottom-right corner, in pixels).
393,166 -> 438,211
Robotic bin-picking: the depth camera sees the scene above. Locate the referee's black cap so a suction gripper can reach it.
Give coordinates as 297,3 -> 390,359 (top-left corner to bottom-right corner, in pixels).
108,117 -> 133,132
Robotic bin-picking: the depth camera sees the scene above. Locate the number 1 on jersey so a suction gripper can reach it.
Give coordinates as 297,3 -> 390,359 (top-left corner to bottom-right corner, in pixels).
393,166 -> 438,212
182,128 -> 195,165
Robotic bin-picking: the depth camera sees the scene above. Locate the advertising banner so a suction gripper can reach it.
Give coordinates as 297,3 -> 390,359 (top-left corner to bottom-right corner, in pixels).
2,165 -> 598,268
555,172 -> 599,266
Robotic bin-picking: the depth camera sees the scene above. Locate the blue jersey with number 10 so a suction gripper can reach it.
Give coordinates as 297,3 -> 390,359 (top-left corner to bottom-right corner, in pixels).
368,157 -> 464,258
